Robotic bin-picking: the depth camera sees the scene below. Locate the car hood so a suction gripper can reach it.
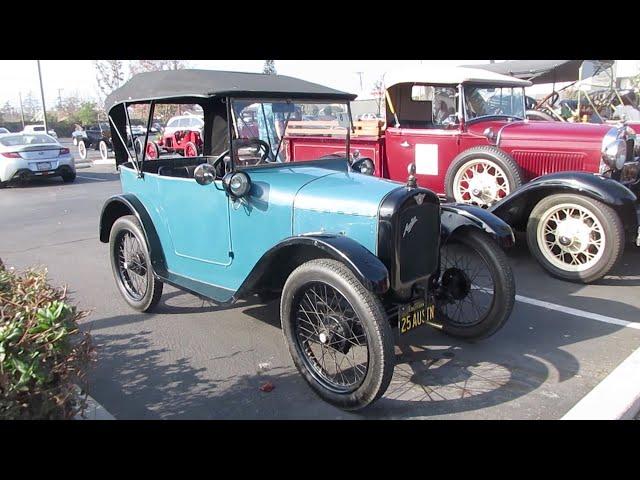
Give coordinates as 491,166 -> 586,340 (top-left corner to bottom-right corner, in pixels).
293,166 -> 402,217
494,120 -> 613,145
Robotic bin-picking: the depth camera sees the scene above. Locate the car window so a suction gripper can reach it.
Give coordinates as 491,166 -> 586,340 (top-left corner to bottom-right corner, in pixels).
0,134 -> 57,146
167,119 -> 178,128
432,87 -> 458,126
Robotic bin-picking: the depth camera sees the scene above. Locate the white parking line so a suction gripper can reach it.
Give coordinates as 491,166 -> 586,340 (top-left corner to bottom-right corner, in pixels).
562,344 -> 640,420
77,175 -> 110,182
515,294 -> 640,330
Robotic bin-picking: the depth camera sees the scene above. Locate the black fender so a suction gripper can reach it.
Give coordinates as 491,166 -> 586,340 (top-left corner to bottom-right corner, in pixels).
233,234 -> 390,300
99,194 -> 168,275
487,171 -> 639,235
440,203 -> 515,249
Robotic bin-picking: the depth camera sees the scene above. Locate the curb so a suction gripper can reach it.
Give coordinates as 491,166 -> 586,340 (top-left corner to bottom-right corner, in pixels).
74,387 -> 115,420
562,345 -> 640,420
92,159 -> 116,165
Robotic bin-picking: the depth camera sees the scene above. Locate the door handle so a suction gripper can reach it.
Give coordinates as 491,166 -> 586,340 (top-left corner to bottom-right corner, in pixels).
400,141 -> 411,148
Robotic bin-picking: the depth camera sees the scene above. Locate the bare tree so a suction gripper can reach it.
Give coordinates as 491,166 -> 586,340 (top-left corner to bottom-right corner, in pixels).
94,60 -> 126,106
128,60 -> 190,121
263,60 -> 277,75
129,60 -> 189,76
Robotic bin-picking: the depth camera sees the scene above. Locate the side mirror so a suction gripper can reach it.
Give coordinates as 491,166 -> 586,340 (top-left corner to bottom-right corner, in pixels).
194,163 -> 217,185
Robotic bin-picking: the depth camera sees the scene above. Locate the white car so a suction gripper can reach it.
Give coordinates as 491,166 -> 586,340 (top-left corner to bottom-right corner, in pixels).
163,115 -> 204,136
0,133 -> 76,187
22,124 -> 58,139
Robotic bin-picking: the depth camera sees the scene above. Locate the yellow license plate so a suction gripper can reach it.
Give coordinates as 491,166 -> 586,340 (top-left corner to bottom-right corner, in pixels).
398,299 -> 436,335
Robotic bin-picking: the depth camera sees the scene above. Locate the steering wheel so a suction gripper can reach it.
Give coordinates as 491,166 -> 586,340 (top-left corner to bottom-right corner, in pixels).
211,138 -> 276,176
233,138 -> 276,165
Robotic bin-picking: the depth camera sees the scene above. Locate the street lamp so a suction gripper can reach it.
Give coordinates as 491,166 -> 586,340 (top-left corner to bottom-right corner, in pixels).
37,60 -> 48,131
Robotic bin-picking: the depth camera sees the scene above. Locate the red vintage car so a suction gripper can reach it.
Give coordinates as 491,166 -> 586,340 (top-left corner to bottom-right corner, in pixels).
285,66 -> 640,283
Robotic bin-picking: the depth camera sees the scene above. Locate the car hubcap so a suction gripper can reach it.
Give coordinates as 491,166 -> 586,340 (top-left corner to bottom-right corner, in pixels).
293,282 -> 368,393
453,159 -> 510,207
537,203 -> 605,272
116,231 -> 148,300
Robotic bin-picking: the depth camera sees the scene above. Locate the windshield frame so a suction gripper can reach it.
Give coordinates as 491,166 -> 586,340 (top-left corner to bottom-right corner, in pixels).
230,97 -> 352,170
462,83 -> 526,123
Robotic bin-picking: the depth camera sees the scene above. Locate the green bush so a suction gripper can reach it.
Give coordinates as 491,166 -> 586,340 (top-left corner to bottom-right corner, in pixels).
0,259 -> 94,420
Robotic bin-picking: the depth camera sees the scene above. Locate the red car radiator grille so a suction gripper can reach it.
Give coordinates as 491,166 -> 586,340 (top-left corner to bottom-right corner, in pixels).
512,151 -> 587,180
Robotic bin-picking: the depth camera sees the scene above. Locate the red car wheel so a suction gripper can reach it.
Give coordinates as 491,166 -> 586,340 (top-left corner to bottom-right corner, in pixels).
184,141 -> 198,158
146,142 -> 159,160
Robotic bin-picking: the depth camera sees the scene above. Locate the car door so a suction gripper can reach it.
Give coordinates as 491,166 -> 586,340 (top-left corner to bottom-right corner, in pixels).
155,174 -> 232,275
385,127 -> 460,194
383,84 -> 461,194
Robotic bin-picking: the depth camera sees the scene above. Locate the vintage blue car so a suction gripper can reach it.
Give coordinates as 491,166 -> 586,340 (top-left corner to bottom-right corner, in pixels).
99,70 -> 516,410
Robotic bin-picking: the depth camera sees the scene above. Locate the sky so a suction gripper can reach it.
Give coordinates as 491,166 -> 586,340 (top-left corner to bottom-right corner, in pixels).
1,60 -> 638,109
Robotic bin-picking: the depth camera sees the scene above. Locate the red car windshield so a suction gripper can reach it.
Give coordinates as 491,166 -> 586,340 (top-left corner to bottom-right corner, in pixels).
464,86 -> 525,121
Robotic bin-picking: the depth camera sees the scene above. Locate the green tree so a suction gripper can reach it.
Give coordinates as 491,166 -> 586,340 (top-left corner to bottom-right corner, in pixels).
263,60 -> 277,75
76,102 -> 99,125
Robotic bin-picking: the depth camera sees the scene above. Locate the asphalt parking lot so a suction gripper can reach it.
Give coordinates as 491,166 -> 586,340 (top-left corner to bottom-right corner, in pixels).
2,146 -> 640,419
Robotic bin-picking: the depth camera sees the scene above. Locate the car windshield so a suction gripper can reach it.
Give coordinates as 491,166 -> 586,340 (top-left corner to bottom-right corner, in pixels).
0,134 -> 58,146
231,99 -> 350,163
464,85 -> 525,121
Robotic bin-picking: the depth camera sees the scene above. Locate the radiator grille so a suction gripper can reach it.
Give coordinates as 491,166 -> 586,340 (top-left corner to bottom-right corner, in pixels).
512,151 -> 586,180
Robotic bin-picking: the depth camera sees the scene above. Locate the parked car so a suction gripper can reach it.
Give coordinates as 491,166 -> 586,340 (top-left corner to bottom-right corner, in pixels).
22,124 -> 57,138
285,66 -> 640,283
99,69 -> 516,410
143,114 -> 203,159
0,133 -> 75,187
0,127 -> 10,134
76,123 -> 111,161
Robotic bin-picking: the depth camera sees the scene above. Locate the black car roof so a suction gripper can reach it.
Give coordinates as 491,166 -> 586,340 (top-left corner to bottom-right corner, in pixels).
105,69 -> 357,112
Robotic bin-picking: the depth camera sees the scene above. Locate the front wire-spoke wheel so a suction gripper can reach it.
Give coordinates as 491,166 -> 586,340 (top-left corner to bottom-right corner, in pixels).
435,229 -> 515,340
452,159 -> 511,206
527,194 -> 624,283
294,282 -> 369,393
109,215 -> 163,312
281,259 -> 394,410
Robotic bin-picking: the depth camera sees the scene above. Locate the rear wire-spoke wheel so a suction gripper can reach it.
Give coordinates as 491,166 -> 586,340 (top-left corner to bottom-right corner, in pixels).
78,140 -> 87,160
109,215 -> 163,312
184,141 -> 198,158
527,194 -> 623,283
146,141 -> 159,160
281,259 -> 394,410
435,229 -> 515,340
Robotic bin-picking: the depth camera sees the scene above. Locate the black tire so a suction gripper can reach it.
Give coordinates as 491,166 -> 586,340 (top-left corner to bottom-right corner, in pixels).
280,258 -> 394,411
436,229 -> 515,340
61,170 -> 76,183
77,140 -> 88,160
526,194 -> 624,283
109,215 -> 163,312
444,146 -> 523,207
0,181 -> 7,189
99,140 -> 109,161
134,137 -> 144,157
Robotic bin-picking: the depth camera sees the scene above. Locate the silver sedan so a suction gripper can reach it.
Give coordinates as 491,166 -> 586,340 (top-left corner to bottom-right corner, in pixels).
0,133 -> 76,188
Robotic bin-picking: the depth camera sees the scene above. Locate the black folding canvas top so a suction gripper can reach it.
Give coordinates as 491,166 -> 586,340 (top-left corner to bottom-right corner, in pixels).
105,69 -> 357,112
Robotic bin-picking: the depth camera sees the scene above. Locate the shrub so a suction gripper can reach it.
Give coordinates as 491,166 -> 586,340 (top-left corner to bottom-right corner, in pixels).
0,258 -> 94,420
